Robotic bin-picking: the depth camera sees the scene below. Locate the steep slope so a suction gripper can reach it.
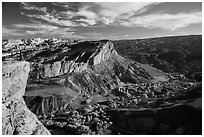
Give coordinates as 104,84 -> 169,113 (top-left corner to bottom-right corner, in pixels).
28,40 -> 119,78
2,61 -> 50,135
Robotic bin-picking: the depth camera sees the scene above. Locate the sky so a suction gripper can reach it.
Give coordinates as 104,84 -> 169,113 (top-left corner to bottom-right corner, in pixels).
2,2 -> 202,40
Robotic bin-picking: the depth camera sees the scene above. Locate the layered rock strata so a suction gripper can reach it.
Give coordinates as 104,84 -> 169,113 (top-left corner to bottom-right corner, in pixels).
29,40 -> 118,78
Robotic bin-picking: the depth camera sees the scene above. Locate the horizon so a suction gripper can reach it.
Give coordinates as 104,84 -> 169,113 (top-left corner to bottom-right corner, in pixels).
2,34 -> 202,41
2,2 -> 202,40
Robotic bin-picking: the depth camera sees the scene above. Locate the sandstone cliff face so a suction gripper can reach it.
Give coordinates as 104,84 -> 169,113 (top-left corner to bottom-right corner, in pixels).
2,61 -> 50,135
29,40 -> 117,78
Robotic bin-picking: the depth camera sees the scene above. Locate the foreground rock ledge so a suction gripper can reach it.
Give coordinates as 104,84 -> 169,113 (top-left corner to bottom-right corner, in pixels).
2,61 -> 51,135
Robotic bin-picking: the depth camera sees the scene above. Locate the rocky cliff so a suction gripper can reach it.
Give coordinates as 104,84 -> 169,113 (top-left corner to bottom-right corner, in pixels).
29,40 -> 118,78
2,61 -> 50,135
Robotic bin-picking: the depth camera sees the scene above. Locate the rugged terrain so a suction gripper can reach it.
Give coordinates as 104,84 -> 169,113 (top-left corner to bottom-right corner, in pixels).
113,35 -> 202,81
2,36 -> 202,135
2,61 -> 50,135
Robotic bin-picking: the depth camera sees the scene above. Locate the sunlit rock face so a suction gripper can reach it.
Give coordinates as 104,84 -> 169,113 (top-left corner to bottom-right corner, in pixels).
2,61 -> 51,135
27,40 -> 152,82
29,40 -> 118,78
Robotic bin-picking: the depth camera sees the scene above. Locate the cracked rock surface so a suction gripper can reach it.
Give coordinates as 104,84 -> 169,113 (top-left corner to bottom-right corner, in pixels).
2,61 -> 51,135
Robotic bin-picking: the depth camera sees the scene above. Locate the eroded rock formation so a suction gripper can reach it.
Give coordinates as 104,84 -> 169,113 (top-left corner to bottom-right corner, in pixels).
23,40 -> 153,116
29,40 -> 118,78
2,61 -> 51,135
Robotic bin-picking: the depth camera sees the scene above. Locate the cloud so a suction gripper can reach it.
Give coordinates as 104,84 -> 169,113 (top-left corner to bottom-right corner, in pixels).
21,2 -> 47,13
77,18 -> 97,26
14,23 -> 58,31
14,23 -> 77,37
102,17 -> 114,25
21,3 -> 98,27
55,11 -> 75,20
22,2 -> 159,27
55,6 -> 98,26
19,2 -> 202,30
51,2 -> 71,9
94,2 -> 158,24
120,11 -> 202,30
78,2 -> 162,26
96,2 -> 156,17
21,3 -> 76,27
76,6 -> 97,19
3,22 -> 86,39
22,11 -> 76,27
20,2 -> 164,28
81,32 -> 101,36
2,26 -> 24,37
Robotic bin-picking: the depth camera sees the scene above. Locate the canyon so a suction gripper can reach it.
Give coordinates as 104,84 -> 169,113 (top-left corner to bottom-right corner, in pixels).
2,36 -> 202,135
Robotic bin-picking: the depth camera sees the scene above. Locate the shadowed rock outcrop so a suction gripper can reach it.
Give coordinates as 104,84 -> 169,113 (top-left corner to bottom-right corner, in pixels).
2,61 -> 51,135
